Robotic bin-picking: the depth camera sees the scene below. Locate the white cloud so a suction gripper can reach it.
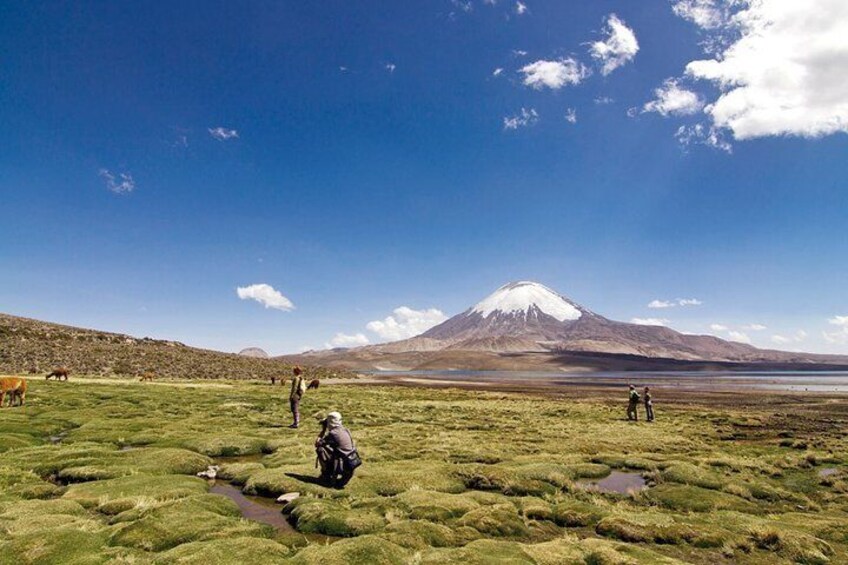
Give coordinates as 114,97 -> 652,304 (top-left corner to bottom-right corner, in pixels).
709,323 -> 728,332
564,108 -> 577,124
515,1 -> 528,15
326,332 -> 370,349
513,49 -> 529,57
589,14 -> 639,75
772,330 -> 808,345
236,283 -> 294,311
680,0 -> 848,140
672,0 -> 727,29
385,63 -> 396,73
675,123 -> 732,152
821,331 -> 844,344
642,79 -> 704,116
503,107 -> 539,130
492,67 -> 504,77
366,306 -> 448,341
451,0 -> 473,13
98,169 -> 135,194
631,317 -> 670,326
520,58 -> 589,90
727,330 -> 751,344
829,316 -> 848,327
823,316 -> 848,344
742,323 -> 767,331
594,96 -> 614,105
208,127 -> 239,141
648,298 -> 702,309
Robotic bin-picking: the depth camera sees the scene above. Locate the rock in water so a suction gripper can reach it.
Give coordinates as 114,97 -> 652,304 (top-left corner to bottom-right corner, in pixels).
197,465 -> 220,479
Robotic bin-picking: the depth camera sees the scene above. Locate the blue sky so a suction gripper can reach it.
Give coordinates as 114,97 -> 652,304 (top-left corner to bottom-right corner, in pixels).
2,1 -> 847,355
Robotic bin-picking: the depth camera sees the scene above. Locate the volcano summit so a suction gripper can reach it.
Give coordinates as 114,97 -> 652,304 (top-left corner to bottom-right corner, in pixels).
283,282 -> 848,372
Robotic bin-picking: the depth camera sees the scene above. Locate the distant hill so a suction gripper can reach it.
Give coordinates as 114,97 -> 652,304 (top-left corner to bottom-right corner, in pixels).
282,281 -> 848,372
0,313 -> 348,380
238,347 -> 270,359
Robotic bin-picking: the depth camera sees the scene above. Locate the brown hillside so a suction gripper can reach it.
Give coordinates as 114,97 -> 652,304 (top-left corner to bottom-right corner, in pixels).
0,313 -> 350,380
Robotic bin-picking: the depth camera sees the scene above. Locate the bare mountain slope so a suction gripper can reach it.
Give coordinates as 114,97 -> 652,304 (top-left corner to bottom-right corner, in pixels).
238,347 -> 270,359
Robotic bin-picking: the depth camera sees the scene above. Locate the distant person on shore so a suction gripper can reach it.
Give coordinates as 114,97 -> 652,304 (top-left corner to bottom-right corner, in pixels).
315,411 -> 361,488
627,385 -> 640,421
644,387 -> 654,422
289,366 -> 306,428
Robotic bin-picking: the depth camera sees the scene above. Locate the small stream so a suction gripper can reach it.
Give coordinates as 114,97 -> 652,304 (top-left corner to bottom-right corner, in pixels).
209,482 -> 296,533
208,454 -> 299,535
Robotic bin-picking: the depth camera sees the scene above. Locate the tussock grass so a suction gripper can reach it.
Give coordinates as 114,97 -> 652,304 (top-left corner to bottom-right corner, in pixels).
0,377 -> 846,563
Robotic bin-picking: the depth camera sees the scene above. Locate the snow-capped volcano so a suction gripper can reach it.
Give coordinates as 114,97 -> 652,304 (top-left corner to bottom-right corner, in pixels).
420,281 -> 597,348
282,280 -> 848,371
471,281 -> 582,322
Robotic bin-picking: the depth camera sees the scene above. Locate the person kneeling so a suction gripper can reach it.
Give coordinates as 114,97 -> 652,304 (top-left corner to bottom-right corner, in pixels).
315,411 -> 361,488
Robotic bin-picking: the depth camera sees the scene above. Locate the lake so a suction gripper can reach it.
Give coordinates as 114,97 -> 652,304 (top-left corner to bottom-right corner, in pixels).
364,370 -> 848,392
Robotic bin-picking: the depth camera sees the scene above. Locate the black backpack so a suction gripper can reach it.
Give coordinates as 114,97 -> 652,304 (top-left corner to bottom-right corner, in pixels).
344,430 -> 362,469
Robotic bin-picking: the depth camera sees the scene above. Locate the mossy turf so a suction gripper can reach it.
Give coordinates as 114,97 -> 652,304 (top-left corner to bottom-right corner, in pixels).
0,377 -> 847,564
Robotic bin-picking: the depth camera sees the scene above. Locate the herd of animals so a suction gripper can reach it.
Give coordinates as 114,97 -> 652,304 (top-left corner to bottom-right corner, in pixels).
0,367 -> 74,408
0,367 -> 321,408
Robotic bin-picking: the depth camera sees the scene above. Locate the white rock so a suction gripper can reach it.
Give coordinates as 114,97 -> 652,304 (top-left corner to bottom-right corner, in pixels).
276,492 -> 300,504
197,465 -> 219,479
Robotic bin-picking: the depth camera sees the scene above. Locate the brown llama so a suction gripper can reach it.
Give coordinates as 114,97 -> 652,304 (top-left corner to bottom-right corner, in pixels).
306,379 -> 320,390
46,367 -> 69,381
0,377 -> 27,407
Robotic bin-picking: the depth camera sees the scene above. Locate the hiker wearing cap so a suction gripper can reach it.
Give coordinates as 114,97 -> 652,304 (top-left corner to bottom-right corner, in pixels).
289,366 -> 306,428
627,385 -> 640,421
644,387 -> 655,422
315,411 -> 361,488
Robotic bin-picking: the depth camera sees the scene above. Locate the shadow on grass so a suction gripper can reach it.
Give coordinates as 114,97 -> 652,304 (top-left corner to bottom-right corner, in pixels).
285,472 -> 328,486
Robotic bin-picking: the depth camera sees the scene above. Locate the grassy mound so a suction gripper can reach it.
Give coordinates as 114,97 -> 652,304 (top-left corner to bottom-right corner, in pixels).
154,537 -> 292,564
286,535 -> 409,564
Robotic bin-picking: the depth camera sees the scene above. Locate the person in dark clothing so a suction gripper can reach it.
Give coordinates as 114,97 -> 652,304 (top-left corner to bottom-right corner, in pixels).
644,387 -> 655,422
627,385 -> 640,421
315,411 -> 359,488
289,366 -> 306,428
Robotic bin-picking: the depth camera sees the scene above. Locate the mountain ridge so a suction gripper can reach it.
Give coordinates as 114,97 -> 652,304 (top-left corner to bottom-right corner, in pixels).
281,281 -> 848,371
0,312 -> 348,380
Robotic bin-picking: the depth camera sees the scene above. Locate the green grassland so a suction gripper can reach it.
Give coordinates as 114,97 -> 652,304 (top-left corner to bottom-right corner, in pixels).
1,377 -> 847,564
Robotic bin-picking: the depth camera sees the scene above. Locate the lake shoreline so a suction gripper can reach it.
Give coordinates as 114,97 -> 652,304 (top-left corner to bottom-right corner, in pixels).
359,369 -> 848,397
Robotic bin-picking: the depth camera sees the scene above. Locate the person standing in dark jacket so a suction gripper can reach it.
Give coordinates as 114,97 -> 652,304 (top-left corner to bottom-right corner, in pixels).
627,385 -> 640,421
289,366 -> 306,428
315,411 -> 358,488
644,387 -> 654,422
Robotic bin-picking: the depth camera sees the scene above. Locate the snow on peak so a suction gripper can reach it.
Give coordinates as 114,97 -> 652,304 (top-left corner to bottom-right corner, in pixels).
471,281 -> 582,322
